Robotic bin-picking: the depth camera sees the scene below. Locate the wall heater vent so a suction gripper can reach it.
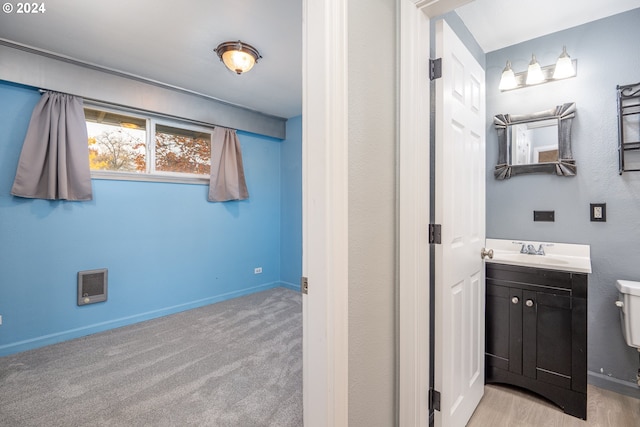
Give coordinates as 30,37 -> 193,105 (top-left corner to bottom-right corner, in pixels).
77,268 -> 108,306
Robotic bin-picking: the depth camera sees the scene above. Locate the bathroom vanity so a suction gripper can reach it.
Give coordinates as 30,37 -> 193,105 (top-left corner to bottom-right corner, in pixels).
484,239 -> 591,420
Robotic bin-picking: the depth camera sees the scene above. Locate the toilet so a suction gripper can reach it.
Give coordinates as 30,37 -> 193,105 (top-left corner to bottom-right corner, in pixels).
615,280 -> 640,349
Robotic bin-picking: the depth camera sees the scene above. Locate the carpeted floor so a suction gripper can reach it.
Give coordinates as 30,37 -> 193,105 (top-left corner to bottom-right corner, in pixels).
0,287 -> 302,427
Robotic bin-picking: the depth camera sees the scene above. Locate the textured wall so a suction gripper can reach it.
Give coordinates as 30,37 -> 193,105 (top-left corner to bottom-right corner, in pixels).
432,11 -> 485,69
348,0 -> 397,424
280,115 -> 302,288
485,9 -> 640,392
0,81 -> 284,356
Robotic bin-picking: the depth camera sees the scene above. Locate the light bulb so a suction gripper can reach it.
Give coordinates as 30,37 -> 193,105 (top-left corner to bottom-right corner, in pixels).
526,54 -> 544,85
553,46 -> 575,79
499,60 -> 517,91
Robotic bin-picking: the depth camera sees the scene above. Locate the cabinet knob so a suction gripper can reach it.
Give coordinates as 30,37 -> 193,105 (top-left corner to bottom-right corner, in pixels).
525,299 -> 534,307
511,296 -> 519,304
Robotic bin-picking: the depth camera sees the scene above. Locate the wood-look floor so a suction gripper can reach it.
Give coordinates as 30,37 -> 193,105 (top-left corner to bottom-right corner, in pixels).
467,384 -> 640,427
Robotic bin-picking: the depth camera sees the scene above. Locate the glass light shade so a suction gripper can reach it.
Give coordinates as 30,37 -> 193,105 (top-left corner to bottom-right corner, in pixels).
553,46 -> 575,79
214,41 -> 261,75
498,61 -> 517,91
222,50 -> 256,74
526,54 -> 544,85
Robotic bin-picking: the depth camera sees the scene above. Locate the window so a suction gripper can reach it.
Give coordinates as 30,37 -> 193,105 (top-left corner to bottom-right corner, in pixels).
84,106 -> 212,183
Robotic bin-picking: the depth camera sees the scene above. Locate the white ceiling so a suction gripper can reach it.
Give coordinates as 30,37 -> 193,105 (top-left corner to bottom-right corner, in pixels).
0,1 -> 637,119
0,0 -> 302,119
456,0 -> 640,53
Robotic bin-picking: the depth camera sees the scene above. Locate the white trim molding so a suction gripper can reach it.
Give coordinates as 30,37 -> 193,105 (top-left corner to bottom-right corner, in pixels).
398,1 -> 431,425
302,0 -> 349,425
398,1 -> 473,426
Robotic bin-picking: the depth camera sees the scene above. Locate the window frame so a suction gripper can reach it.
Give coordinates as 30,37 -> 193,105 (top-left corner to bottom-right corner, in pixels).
85,102 -> 214,185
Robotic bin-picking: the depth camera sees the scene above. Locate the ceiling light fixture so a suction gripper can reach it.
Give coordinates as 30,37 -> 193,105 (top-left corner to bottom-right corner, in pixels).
499,47 -> 578,91
214,41 -> 262,75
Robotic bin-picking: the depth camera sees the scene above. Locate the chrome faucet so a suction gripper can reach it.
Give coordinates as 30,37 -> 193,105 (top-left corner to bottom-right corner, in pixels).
512,241 -> 552,255
534,243 -> 553,256
526,244 -> 540,255
512,241 -> 528,254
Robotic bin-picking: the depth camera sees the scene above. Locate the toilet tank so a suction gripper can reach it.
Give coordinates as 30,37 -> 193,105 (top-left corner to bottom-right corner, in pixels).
616,280 -> 640,348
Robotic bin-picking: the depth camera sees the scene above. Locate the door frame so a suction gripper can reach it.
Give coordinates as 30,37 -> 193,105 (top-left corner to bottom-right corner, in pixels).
397,1 -> 432,425
398,1 -> 474,426
302,0 -> 473,426
302,0 -> 349,425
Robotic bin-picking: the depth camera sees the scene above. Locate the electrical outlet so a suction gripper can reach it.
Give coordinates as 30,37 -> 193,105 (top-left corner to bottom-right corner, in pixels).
593,206 -> 602,219
254,267 -> 262,274
0,315 -> 3,326
590,203 -> 606,222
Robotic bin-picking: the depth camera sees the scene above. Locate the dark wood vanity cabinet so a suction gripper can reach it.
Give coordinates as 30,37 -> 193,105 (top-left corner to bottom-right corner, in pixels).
485,262 -> 587,419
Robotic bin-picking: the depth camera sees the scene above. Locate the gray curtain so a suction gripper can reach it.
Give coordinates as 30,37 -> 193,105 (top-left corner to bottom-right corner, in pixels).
11,91 -> 92,201
208,127 -> 249,202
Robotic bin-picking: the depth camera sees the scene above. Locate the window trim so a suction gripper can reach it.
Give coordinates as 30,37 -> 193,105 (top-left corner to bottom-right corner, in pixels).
90,170 -> 209,185
85,102 -> 214,185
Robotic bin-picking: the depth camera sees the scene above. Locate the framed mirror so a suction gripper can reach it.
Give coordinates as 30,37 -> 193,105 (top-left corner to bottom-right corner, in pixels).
493,102 -> 576,179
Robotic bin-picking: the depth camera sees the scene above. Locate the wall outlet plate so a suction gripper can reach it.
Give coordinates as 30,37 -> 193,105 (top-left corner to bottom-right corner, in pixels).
590,203 -> 606,222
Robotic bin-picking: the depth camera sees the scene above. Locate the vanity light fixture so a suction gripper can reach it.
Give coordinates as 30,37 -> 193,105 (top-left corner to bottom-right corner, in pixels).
214,40 -> 262,75
525,54 -> 544,85
498,61 -> 517,91
553,46 -> 575,79
499,46 -> 578,91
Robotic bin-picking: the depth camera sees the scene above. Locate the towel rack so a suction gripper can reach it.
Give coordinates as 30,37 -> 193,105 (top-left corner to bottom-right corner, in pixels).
618,82 -> 640,174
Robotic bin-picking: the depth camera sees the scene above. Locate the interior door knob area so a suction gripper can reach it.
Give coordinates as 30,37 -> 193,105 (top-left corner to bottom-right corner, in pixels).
481,248 -> 494,259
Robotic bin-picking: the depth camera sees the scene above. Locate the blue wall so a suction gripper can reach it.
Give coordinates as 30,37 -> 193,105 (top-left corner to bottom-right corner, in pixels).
280,116 -> 302,288
486,9 -> 640,395
0,81 -> 301,356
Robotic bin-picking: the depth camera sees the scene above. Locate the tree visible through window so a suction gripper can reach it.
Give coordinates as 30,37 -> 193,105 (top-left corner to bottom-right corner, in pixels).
86,108 -> 146,173
155,124 -> 211,175
84,107 -> 212,180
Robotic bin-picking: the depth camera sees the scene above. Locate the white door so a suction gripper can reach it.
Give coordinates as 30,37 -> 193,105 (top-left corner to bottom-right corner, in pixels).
434,19 -> 486,427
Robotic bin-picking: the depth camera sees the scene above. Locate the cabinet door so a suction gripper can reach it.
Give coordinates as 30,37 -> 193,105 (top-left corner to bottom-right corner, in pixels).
522,290 -> 573,389
486,284 -> 522,374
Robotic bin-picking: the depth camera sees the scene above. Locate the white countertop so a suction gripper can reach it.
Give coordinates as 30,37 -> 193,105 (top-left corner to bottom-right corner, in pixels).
485,238 -> 592,274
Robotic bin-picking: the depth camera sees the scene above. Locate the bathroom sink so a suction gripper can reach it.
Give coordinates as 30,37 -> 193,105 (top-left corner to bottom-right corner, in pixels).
485,239 -> 592,274
497,252 -> 569,265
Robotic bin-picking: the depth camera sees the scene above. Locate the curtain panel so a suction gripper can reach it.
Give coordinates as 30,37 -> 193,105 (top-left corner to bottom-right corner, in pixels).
208,127 -> 249,202
11,91 -> 92,201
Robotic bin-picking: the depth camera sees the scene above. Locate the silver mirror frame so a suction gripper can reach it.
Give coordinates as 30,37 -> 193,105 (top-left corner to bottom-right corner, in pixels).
493,102 -> 577,179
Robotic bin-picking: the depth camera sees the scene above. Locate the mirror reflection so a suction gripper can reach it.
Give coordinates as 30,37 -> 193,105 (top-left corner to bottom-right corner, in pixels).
509,119 -> 559,165
493,102 -> 576,179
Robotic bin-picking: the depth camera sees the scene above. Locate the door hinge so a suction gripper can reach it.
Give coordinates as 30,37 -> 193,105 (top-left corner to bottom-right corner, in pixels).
429,224 -> 441,244
429,388 -> 441,412
300,276 -> 308,294
430,58 -> 442,80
